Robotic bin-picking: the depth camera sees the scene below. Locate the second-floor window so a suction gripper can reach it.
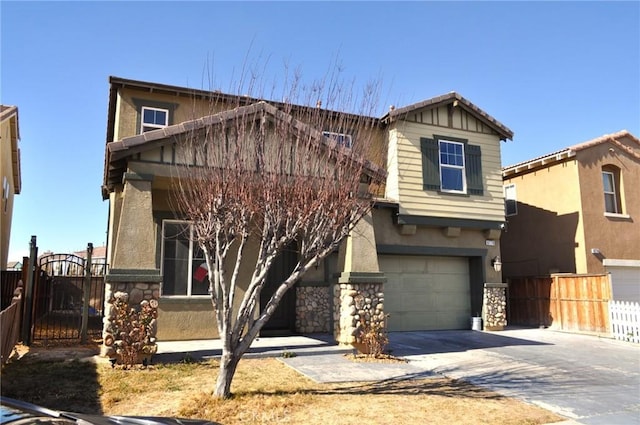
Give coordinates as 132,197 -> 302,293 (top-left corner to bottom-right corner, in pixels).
420,136 -> 484,196
2,176 -> 9,213
602,167 -> 622,214
439,140 -> 466,192
504,184 -> 517,216
141,106 -> 169,133
323,131 -> 353,148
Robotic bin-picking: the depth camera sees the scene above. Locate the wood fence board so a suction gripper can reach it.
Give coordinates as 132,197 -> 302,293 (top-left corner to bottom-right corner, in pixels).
509,274 -> 611,333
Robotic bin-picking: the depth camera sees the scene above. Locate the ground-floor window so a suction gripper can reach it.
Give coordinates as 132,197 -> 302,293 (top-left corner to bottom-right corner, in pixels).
161,220 -> 209,297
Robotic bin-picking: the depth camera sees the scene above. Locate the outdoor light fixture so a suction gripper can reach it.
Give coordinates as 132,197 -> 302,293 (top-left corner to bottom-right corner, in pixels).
491,256 -> 502,272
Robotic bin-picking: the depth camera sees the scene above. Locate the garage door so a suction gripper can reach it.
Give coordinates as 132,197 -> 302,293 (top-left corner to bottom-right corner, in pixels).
606,266 -> 640,303
379,255 -> 470,331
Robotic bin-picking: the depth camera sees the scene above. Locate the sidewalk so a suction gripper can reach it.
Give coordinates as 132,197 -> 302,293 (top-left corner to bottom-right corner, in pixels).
153,333 -> 352,362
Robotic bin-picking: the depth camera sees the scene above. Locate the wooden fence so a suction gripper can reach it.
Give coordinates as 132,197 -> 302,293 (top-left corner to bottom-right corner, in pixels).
508,274 -> 612,333
1,270 -> 24,310
1,287 -> 23,365
609,300 -> 640,344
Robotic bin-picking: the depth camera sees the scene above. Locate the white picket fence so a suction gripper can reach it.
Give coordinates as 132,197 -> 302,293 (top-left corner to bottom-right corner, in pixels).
609,300 -> 640,344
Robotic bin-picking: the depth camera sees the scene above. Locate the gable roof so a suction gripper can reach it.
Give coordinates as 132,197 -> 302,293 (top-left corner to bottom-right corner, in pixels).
381,92 -> 514,141
106,76 -> 378,144
502,130 -> 640,178
103,101 -> 387,196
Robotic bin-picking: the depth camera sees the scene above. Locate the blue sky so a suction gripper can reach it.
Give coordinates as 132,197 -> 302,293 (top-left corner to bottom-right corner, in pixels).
2,1 -> 639,261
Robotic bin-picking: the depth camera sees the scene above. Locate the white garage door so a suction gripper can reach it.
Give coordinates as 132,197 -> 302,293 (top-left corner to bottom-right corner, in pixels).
607,265 -> 640,303
379,255 -> 470,332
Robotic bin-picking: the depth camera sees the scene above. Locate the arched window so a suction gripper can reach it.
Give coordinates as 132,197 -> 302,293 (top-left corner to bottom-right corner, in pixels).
602,165 -> 622,214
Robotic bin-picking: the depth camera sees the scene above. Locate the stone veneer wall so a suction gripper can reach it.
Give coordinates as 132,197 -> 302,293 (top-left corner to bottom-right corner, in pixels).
333,282 -> 384,345
483,283 -> 507,331
101,281 -> 160,357
295,286 -> 331,333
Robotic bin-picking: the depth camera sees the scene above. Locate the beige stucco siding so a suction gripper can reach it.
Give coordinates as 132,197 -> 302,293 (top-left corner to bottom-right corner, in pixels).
502,160 -> 586,275
114,89 -> 221,141
392,118 -> 505,222
372,208 -> 502,283
155,224 -> 259,340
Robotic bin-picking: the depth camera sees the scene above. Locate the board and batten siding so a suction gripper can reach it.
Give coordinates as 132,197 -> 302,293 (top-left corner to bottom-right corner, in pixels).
390,115 -> 505,222
385,128 -> 401,201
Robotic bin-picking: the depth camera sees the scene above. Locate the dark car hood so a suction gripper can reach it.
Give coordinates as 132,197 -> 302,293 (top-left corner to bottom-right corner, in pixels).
1,397 -> 218,425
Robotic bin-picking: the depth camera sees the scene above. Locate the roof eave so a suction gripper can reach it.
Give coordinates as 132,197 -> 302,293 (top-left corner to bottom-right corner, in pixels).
381,92 -> 513,141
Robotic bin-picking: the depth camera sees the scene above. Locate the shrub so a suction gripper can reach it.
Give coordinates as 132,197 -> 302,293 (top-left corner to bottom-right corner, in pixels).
356,316 -> 389,358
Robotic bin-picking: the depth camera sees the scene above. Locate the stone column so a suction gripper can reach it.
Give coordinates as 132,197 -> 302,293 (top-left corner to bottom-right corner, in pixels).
482,282 -> 508,331
334,211 -> 386,345
102,172 -> 162,357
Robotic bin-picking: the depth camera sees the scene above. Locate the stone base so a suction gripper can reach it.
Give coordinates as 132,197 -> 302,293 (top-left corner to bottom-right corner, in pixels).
296,286 -> 331,333
484,325 -> 504,331
333,281 -> 384,345
483,282 -> 507,330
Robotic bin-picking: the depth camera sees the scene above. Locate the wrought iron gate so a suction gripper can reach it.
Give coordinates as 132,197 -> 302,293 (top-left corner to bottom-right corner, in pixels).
31,250 -> 106,344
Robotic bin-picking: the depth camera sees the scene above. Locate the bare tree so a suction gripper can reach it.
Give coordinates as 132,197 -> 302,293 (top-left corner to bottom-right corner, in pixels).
171,72 -> 386,398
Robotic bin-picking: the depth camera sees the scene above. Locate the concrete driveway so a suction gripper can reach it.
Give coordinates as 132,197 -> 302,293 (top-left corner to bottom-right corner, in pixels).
389,328 -> 640,425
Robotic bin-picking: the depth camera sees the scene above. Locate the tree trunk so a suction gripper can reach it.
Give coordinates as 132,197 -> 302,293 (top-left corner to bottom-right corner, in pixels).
214,351 -> 241,398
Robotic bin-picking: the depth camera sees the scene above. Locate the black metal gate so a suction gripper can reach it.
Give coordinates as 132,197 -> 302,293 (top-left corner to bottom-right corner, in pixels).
31,252 -> 106,344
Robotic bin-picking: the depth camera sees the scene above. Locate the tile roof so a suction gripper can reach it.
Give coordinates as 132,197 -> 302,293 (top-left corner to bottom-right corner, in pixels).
104,101 -> 387,192
381,92 -> 514,141
502,130 -> 639,177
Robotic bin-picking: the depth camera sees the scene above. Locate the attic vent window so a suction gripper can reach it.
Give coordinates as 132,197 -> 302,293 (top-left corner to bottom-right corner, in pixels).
323,131 -> 353,148
141,106 -> 169,133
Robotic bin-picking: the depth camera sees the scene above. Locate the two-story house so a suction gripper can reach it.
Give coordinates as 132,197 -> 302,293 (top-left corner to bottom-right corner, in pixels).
502,130 -> 640,303
0,105 -> 22,270
102,77 -> 513,342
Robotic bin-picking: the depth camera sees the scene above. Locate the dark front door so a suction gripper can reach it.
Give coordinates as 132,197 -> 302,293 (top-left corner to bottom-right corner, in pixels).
260,246 -> 297,335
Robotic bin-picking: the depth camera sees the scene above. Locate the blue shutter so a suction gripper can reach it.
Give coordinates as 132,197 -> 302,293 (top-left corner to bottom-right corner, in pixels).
420,138 -> 440,191
465,144 -> 483,196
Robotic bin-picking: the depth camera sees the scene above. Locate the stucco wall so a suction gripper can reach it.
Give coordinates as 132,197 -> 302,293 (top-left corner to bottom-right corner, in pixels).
372,207 -> 500,282
503,137 -> 640,277
502,159 -> 583,276
576,141 -> 640,273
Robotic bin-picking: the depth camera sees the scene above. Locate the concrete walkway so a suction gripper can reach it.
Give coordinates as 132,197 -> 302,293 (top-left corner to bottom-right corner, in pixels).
154,333 -> 352,362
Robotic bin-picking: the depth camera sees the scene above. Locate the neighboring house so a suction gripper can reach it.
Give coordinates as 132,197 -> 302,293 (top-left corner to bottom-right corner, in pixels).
37,246 -> 108,277
502,130 -> 640,302
73,245 -> 108,276
0,105 -> 22,271
6,261 -> 21,271
102,76 -> 513,341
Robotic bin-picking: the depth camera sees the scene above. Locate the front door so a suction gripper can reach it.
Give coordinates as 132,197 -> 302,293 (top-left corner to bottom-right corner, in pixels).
260,246 -> 297,335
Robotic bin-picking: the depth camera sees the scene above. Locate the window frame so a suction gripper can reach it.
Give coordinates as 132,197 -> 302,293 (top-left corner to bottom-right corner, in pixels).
602,168 -> 623,215
322,131 -> 353,148
438,139 -> 467,194
160,219 -> 209,298
2,176 -> 8,214
504,184 -> 517,216
140,106 -> 169,133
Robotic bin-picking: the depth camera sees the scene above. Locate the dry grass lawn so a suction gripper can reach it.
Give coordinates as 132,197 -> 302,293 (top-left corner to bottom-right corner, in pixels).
1,354 -> 563,425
